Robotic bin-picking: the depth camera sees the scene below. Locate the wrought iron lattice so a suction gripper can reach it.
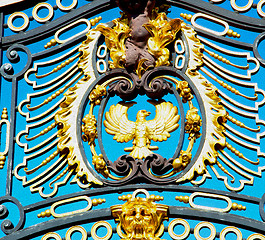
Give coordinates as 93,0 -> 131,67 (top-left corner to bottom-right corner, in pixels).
0,0 -> 265,239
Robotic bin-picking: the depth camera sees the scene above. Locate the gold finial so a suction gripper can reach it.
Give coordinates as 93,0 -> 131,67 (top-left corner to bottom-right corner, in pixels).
90,16 -> 102,26
1,108 -> 8,120
0,155 -> 6,169
180,13 -> 193,21
227,29 -> 240,38
92,198 -> 106,206
38,209 -> 51,218
44,38 -> 57,49
175,195 -> 190,203
231,202 -> 246,211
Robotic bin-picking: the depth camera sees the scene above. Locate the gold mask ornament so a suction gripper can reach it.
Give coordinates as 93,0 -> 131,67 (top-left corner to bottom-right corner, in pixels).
111,189 -> 168,240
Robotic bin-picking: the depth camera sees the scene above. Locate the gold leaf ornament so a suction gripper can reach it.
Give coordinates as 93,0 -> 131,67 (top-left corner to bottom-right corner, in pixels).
185,107 -> 202,139
82,114 -> 97,145
144,13 -> 182,67
96,19 -> 130,69
92,154 -> 109,178
111,190 -> 168,240
89,84 -> 107,105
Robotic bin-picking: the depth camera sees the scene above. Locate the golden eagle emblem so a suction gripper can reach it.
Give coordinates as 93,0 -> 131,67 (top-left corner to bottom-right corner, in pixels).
104,101 -> 180,159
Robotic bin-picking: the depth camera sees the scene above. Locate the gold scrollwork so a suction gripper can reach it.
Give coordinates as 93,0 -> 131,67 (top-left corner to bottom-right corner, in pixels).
7,12 -> 29,32
175,23 -> 228,183
32,3 -> 54,23
96,19 -> 130,69
54,26 -> 103,186
144,13 -> 182,68
96,11 -> 182,76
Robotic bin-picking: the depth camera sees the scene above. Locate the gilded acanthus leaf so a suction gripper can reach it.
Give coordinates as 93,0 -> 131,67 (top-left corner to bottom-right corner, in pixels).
144,13 -> 182,67
96,19 -> 130,69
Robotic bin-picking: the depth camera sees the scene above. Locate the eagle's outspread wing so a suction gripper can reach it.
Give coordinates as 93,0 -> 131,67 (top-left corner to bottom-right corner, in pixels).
146,101 -> 180,142
104,102 -> 136,143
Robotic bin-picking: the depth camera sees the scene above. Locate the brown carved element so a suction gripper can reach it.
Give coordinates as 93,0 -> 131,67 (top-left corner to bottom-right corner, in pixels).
97,0 -> 182,82
116,0 -> 156,76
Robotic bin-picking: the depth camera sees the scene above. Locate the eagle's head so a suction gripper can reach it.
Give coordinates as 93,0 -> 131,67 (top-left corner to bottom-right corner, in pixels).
136,110 -> 151,120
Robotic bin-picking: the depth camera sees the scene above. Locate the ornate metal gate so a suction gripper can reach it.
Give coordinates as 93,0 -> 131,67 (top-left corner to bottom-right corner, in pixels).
0,0 -> 265,239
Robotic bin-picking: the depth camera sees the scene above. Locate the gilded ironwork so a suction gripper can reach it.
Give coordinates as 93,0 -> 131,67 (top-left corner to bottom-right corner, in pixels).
96,2 -> 182,79
111,189 -> 168,240
2,0 -> 265,239
144,12 -> 182,67
92,153 -> 109,178
12,0 -> 265,198
89,84 -> 107,105
37,196 -> 105,218
175,192 -> 246,212
0,108 -> 10,169
104,101 -> 180,159
82,114 -> 97,145
96,19 -> 130,69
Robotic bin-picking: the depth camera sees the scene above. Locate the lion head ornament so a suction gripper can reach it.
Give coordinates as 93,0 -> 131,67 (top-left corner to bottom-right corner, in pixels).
111,189 -> 168,240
